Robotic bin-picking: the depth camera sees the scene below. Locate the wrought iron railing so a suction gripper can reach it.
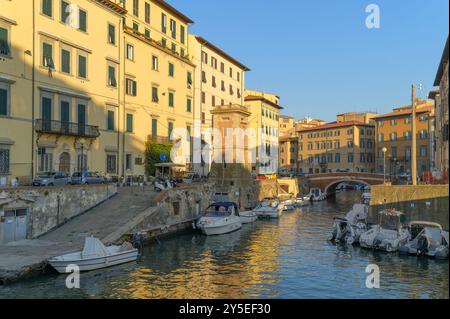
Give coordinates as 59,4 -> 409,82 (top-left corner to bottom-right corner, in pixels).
35,119 -> 100,138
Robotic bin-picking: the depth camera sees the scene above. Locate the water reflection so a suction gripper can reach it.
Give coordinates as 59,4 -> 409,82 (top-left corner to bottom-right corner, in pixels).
0,191 -> 448,299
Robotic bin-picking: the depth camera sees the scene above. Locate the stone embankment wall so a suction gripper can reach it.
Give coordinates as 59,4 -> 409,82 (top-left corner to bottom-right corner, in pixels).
0,184 -> 117,240
106,184 -> 213,243
369,185 -> 449,229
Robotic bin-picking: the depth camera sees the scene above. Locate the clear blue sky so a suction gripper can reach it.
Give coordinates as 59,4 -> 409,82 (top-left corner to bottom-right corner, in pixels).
170,0 -> 449,122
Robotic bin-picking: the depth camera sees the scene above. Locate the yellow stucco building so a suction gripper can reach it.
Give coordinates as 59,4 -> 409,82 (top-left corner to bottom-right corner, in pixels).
0,0 -> 199,185
244,89 -> 282,175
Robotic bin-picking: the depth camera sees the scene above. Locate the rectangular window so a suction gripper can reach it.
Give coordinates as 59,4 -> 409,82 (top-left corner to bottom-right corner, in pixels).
161,38 -> 166,48
0,86 -> 8,116
107,110 -> 115,130
187,71 -> 193,86
152,86 -> 159,103
168,92 -> 174,107
42,42 -> 54,68
152,55 -> 158,70
61,1 -> 69,23
348,153 -> 354,163
187,97 -> 192,112
108,65 -> 117,87
169,63 -> 174,77
133,0 -> 139,17
391,147 -> 397,157
126,154 -> 133,171
106,154 -> 117,174
420,146 -> 428,157
0,27 -> 9,56
145,2 -> 150,23
161,13 -> 167,33
126,113 -> 134,133
212,95 -> 215,107
145,28 -> 151,38
126,79 -> 137,96
378,133 -> 384,142
180,25 -> 185,44
78,55 -> 87,78
201,92 -> 205,104
171,43 -> 176,53
61,49 -> 71,74
126,44 -> 134,60
42,0 -> 53,17
0,148 -> 10,174
78,9 -> 87,32
405,146 -> 411,161
38,148 -> 53,172
170,19 -> 176,39
201,112 -> 206,124
133,22 -> 139,31
186,125 -> 191,142
108,24 -> 116,44
335,153 -> 341,163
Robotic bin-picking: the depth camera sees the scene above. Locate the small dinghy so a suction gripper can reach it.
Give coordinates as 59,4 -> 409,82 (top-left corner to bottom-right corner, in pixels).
282,199 -> 296,212
239,210 -> 258,224
359,209 -> 410,252
399,222 -> 449,259
328,204 -> 369,245
48,236 -> 139,274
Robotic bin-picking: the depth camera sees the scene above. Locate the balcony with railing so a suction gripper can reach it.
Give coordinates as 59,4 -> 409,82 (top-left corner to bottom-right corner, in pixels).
148,135 -> 173,145
35,119 -> 100,138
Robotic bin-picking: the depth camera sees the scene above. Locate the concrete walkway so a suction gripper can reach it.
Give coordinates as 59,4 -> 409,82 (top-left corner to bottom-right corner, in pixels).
0,186 -> 156,283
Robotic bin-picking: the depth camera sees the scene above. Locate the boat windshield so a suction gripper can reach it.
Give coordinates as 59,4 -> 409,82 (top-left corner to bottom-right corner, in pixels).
380,214 -> 401,230
204,206 -> 232,217
423,227 -> 443,243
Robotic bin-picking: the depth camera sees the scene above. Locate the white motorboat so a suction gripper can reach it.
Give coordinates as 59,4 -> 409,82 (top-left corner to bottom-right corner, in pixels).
399,221 -> 449,259
282,199 -> 296,211
197,202 -> 242,236
327,204 -> 369,245
253,198 -> 283,219
239,210 -> 258,224
359,209 -> 410,252
48,236 -> 139,274
308,188 -> 326,201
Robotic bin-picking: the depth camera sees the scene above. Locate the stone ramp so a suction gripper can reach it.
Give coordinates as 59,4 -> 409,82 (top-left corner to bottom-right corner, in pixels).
0,186 -> 156,283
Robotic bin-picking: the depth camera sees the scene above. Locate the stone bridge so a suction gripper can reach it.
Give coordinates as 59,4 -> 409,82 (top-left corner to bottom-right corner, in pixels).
303,173 -> 386,195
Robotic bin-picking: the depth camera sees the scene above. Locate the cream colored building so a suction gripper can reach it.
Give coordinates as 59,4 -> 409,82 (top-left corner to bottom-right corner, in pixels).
279,115 -> 295,138
244,90 -> 282,175
298,113 -> 376,174
0,0 -> 198,185
188,35 -> 249,176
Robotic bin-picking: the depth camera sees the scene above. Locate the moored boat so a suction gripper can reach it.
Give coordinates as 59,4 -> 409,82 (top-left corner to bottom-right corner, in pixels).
239,210 -> 258,224
327,204 -> 369,245
253,198 -> 283,219
197,202 -> 242,236
399,221 -> 449,259
48,236 -> 139,274
359,209 -> 410,252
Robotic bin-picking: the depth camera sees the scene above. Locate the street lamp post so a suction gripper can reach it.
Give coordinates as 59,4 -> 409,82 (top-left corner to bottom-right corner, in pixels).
79,138 -> 86,171
382,147 -> 387,184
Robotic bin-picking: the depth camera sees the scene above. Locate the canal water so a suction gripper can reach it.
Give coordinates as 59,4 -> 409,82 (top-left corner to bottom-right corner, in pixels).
0,191 -> 448,299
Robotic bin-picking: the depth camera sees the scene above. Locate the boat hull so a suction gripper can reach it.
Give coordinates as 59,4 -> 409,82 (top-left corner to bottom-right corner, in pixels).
48,249 -> 139,274
239,211 -> 258,224
199,220 -> 242,236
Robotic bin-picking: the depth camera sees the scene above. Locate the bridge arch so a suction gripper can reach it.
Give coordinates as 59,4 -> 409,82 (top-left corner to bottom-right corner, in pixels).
324,179 -> 370,196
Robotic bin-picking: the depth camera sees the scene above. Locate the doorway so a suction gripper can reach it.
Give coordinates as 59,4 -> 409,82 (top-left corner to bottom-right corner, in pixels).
1,208 -> 28,244
59,152 -> 71,175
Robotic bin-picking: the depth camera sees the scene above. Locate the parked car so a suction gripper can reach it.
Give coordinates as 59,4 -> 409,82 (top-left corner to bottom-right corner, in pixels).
32,172 -> 71,186
336,168 -> 351,173
183,172 -> 201,184
71,171 -> 105,185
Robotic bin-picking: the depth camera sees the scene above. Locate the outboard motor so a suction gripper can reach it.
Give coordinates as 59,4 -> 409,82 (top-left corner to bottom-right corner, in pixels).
131,233 -> 144,256
417,234 -> 430,256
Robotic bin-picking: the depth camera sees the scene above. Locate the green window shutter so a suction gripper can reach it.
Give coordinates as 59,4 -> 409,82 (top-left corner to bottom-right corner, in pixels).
0,27 -> 8,56
78,55 -> 86,78
108,24 -> 115,44
152,119 -> 158,137
61,49 -> 71,73
145,3 -> 150,23
169,63 -> 174,76
168,122 -> 173,138
152,87 -> 159,102
79,10 -> 87,32
0,88 -> 7,116
107,110 -> 114,130
169,93 -> 174,107
161,13 -> 166,33
126,114 -> 133,132
145,29 -> 150,38
187,98 -> 191,112
108,66 -> 116,87
132,80 -> 137,96
61,1 -> 69,23
60,101 -> 70,123
42,0 -> 52,17
180,25 -> 185,44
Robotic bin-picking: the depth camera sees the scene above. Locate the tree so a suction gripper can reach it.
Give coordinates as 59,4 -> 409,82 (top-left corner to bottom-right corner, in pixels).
144,141 -> 172,176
